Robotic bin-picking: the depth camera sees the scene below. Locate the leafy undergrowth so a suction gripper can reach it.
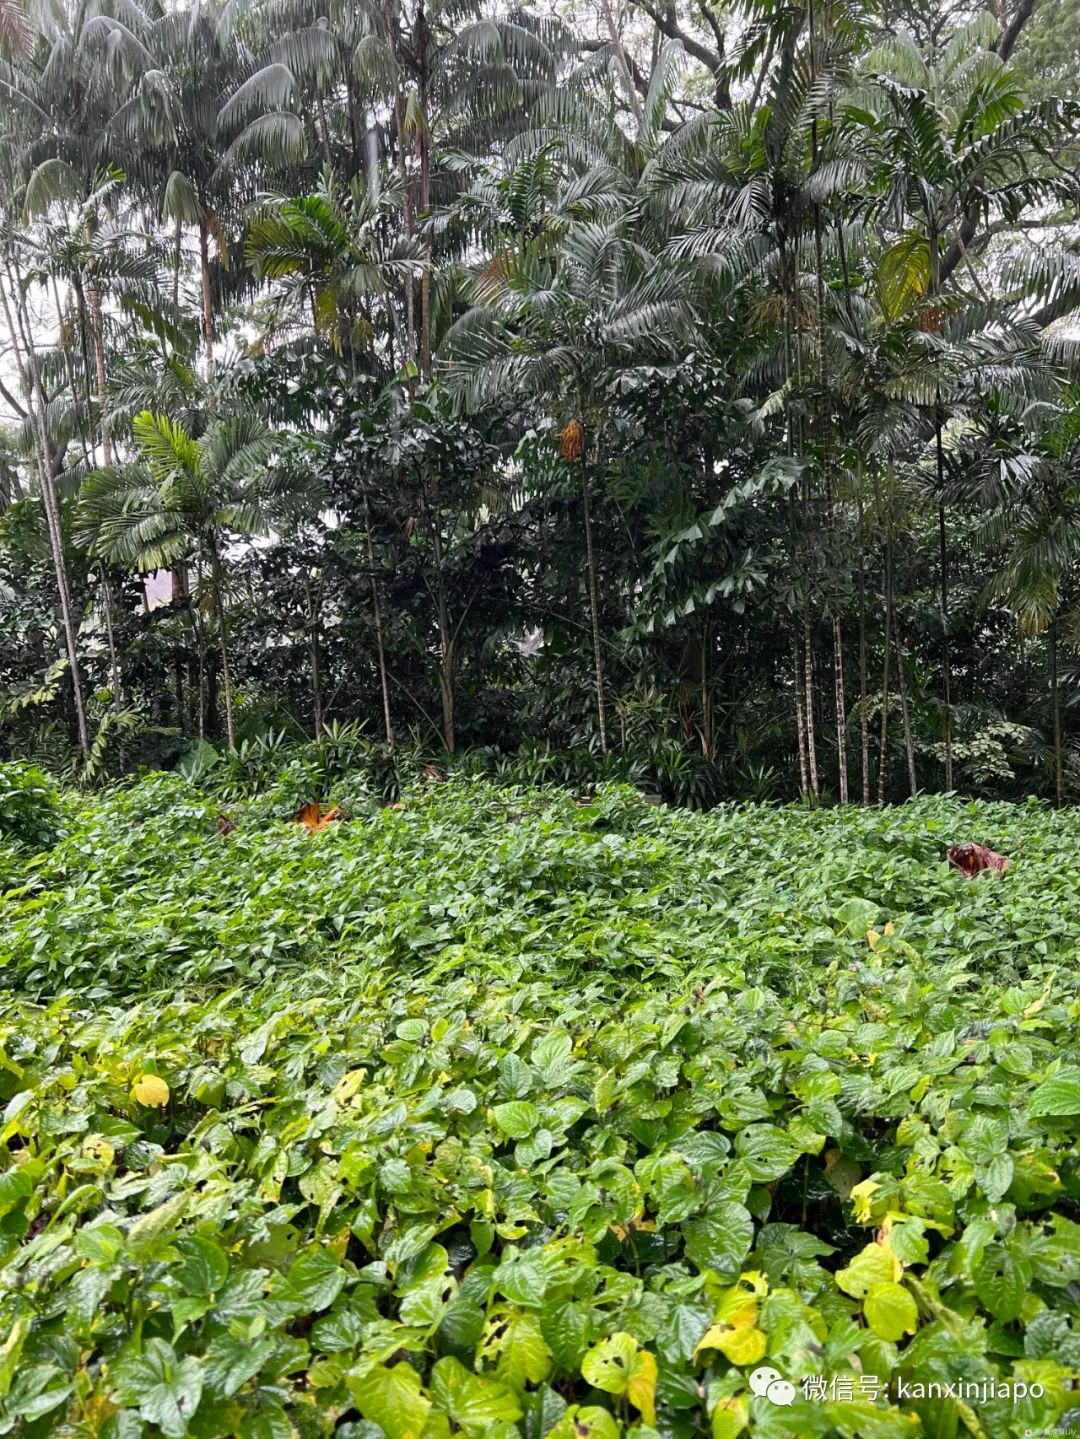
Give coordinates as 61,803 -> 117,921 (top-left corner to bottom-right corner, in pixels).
1,777 -> 1080,1438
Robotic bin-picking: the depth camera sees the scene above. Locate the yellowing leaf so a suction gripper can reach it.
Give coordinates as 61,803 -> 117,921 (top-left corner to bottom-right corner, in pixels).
626,1349 -> 658,1425
581,1332 -> 657,1421
864,1281 -> 919,1341
81,1134 -> 115,1167
836,1241 -> 902,1299
866,929 -> 881,948
714,1326 -> 767,1364
132,1074 -> 170,1108
712,1397 -> 749,1439
850,1177 -> 882,1223
334,1069 -> 365,1103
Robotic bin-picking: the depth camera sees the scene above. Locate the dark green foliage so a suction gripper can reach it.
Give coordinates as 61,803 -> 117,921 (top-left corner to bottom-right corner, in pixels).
0,761 -> 61,851
3,780 -> 1080,1435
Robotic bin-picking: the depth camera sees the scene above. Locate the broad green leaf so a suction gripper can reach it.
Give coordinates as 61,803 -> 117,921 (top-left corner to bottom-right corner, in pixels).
347,1362 -> 431,1439
492,1101 -> 541,1139
863,1282 -> 918,1341
110,1339 -> 204,1438
1029,1068 -> 1080,1117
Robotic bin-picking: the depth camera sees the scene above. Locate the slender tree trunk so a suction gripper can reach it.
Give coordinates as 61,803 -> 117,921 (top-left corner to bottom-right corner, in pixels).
87,272 -> 113,467
599,0 -> 643,123
427,496 -> 455,752
794,636 -> 809,797
385,0 -> 415,366
309,629 -> 324,738
936,428 -> 953,790
172,218 -> 182,315
856,491 -> 870,804
700,622 -> 712,759
50,276 -> 94,478
3,263 -> 91,760
832,617 -> 848,803
581,458 -> 608,753
1051,613 -> 1063,806
303,577 -> 324,738
208,542 -> 235,748
418,109 -> 432,379
174,650 -> 186,735
896,652 -> 917,798
362,479 -> 395,748
199,218 -> 215,388
412,0 -> 433,379
804,616 -> 819,797
877,551 -> 893,808
102,575 -> 123,712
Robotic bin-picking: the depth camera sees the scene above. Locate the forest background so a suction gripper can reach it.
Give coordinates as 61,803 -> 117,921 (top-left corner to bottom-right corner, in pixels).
2,0 -> 1080,807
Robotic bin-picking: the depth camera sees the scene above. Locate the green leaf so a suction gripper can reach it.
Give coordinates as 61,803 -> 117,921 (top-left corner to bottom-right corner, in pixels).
492,1100 -> 541,1138
1029,1068 -> 1080,1116
347,1362 -> 431,1439
204,1333 -> 277,1399
683,1202 -> 754,1278
110,1339 -> 204,1438
281,1248 -> 346,1312
173,1235 -> 229,1296
429,1356 -> 523,1433
974,1243 -> 1033,1321
863,1282 -> 918,1341
734,1124 -> 801,1181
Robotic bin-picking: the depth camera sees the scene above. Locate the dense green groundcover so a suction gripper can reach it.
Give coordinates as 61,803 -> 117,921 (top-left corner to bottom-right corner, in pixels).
2,773 -> 1080,1439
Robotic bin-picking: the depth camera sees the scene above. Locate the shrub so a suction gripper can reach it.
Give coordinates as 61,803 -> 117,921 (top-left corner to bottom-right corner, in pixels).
0,760 -> 61,850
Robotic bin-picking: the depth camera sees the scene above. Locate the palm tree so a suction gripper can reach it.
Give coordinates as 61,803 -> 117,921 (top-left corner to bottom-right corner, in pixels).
444,214 -> 700,752
246,168 -> 419,367
78,410 -> 291,748
973,399 -> 1080,805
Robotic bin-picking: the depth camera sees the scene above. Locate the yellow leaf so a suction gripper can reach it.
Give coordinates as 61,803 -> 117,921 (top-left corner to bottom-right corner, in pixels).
695,1324 -> 727,1357
82,1134 -> 115,1167
866,929 -> 881,948
132,1074 -> 170,1108
884,921 -> 896,936
850,1177 -> 881,1223
712,1397 -> 748,1439
714,1327 -> 767,1365
627,1349 -> 657,1426
334,1069 -> 365,1103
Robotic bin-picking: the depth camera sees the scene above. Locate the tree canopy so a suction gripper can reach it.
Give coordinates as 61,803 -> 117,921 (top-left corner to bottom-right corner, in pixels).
1,0 -> 1079,805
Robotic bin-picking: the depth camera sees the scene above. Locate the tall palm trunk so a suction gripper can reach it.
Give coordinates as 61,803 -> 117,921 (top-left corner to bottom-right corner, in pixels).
102,573 -> 123,712
414,0 -> 433,379
362,476 -> 394,748
2,260 -> 90,760
199,218 -> 215,387
1051,613 -> 1063,806
833,618 -> 848,803
890,564 -> 917,797
208,540 -> 235,748
936,422 -> 953,790
84,209 -> 113,466
794,636 -> 809,797
877,544 -> 893,807
580,455 -> 608,753
302,575 -> 324,738
430,514 -> 454,752
857,530 -> 870,806
385,0 -> 415,365
87,277 -> 112,465
803,617 -> 819,797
